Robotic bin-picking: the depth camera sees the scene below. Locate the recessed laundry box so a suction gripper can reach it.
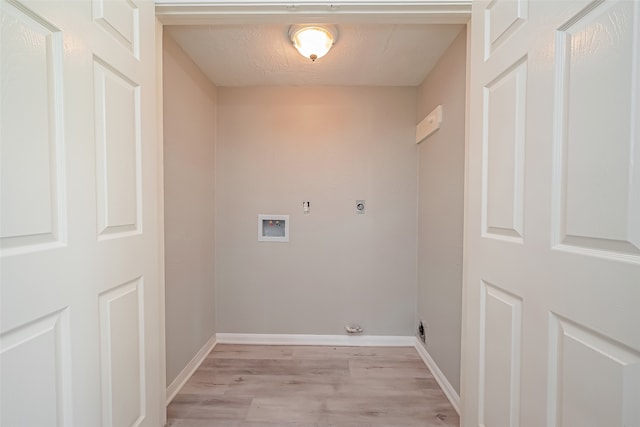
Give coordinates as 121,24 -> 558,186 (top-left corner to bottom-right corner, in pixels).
258,214 -> 289,242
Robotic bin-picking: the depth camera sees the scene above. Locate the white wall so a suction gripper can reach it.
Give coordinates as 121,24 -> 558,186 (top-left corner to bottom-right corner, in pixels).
416,28 -> 467,393
163,33 -> 217,385
215,86 -> 418,336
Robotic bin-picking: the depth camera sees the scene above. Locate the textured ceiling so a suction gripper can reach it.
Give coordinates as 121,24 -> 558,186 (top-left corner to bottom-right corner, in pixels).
165,23 -> 464,86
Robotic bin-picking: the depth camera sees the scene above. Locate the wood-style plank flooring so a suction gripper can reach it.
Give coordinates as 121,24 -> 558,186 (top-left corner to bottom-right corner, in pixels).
166,344 -> 459,427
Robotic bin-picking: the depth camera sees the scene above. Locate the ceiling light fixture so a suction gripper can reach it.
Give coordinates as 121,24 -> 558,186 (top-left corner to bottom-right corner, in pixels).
289,24 -> 337,62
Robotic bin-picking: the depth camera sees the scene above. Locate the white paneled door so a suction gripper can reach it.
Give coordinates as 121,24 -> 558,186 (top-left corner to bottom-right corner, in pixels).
1,0 -> 161,426
463,0 -> 640,426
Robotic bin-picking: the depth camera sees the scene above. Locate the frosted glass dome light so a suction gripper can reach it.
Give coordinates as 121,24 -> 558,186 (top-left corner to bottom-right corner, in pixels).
289,25 -> 337,62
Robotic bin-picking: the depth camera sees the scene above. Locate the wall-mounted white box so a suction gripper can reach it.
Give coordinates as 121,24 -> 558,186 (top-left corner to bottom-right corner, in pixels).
258,214 -> 289,242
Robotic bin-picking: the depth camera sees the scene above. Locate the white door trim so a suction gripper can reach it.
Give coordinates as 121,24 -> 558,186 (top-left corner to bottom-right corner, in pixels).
459,14 -> 473,426
155,0 -> 471,25
155,2 -> 472,420
155,16 -> 168,427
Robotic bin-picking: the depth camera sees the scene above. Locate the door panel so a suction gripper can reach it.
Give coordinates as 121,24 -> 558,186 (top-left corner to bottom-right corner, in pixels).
0,309 -> 71,426
93,0 -> 139,56
94,56 -> 141,238
479,282 -> 522,427
0,0 -> 160,426
99,278 -> 145,427
485,0 -> 528,58
552,0 -> 640,259
483,57 -> 526,242
0,0 -> 66,254
548,314 -> 640,427
463,1 -> 640,426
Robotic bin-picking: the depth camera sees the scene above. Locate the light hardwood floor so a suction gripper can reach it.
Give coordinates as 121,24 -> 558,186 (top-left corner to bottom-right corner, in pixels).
166,344 -> 459,427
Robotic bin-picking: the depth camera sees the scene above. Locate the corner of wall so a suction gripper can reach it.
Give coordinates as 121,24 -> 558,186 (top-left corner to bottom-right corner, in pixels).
414,338 -> 460,414
166,334 -> 217,405
163,30 -> 218,388
415,26 -> 467,396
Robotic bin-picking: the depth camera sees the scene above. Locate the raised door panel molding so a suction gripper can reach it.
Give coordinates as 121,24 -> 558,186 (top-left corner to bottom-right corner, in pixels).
482,57 -> 527,243
484,0 -> 528,60
93,0 -> 140,58
0,309 -> 72,426
99,278 -> 145,427
93,57 -> 142,240
0,0 -> 66,255
548,314 -> 640,427
479,281 -> 522,427
552,0 -> 640,263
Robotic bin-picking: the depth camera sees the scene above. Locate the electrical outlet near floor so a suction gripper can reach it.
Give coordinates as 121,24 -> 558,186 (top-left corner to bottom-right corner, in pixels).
418,320 -> 426,343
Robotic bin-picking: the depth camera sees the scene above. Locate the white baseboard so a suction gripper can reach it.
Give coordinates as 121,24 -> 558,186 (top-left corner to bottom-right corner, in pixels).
414,338 -> 460,414
216,333 -> 415,347
166,334 -> 217,406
